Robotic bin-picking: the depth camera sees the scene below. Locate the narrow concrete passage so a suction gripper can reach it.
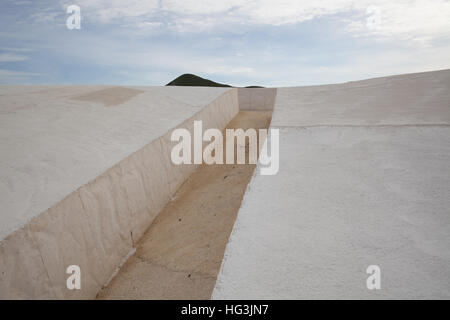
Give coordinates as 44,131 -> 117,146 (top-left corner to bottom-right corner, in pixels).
97,111 -> 272,299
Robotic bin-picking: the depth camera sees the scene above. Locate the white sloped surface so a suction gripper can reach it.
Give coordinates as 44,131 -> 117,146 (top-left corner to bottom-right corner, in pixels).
213,69 -> 450,299
0,86 -> 230,240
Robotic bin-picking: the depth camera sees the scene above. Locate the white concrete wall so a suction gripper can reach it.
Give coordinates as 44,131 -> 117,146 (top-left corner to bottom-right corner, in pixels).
0,86 -> 230,241
213,69 -> 450,299
238,88 -> 277,111
0,87 -> 239,299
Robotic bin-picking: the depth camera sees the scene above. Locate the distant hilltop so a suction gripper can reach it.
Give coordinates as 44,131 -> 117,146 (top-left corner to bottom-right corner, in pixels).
166,73 -> 263,88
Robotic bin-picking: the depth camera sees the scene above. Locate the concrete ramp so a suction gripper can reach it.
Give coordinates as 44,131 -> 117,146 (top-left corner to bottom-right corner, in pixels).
213,69 -> 450,299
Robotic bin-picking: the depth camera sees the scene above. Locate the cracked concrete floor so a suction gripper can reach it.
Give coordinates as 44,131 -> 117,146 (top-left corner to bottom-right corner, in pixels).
97,111 -> 272,299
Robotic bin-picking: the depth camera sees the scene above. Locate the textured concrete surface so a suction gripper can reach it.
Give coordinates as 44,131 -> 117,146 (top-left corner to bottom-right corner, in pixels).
238,88 -> 277,111
0,86 -> 238,299
271,69 -> 450,127
213,69 -> 450,299
0,86 -> 230,240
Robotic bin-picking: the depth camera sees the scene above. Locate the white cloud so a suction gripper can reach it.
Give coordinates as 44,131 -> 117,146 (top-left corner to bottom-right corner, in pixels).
236,0 -> 357,25
348,0 -> 450,42
63,0 -> 159,23
0,69 -> 39,76
0,47 -> 34,52
0,53 -> 29,62
162,0 -> 242,15
0,68 -> 42,84
57,0 -> 450,42
204,65 -> 255,75
137,21 -> 163,29
6,0 -> 447,85
247,43 -> 450,87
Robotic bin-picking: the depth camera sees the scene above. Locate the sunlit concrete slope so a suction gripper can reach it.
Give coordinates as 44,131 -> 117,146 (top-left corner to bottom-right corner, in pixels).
213,69 -> 450,299
0,86 -> 237,299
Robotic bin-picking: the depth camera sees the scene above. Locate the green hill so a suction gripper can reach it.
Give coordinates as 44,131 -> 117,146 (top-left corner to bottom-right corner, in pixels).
166,74 -> 232,87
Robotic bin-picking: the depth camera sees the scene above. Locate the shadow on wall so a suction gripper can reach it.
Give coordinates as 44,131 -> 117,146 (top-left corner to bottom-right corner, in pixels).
238,88 -> 277,111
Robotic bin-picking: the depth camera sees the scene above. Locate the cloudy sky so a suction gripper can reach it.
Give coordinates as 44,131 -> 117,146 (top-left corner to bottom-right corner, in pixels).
1,0 -> 450,86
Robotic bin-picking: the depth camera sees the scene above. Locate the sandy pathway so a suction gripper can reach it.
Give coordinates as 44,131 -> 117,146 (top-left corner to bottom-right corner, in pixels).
97,111 -> 272,299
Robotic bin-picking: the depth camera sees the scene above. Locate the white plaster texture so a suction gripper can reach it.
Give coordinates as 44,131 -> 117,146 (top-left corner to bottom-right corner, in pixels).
0,86 -> 239,299
213,70 -> 450,299
0,86 -> 230,240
